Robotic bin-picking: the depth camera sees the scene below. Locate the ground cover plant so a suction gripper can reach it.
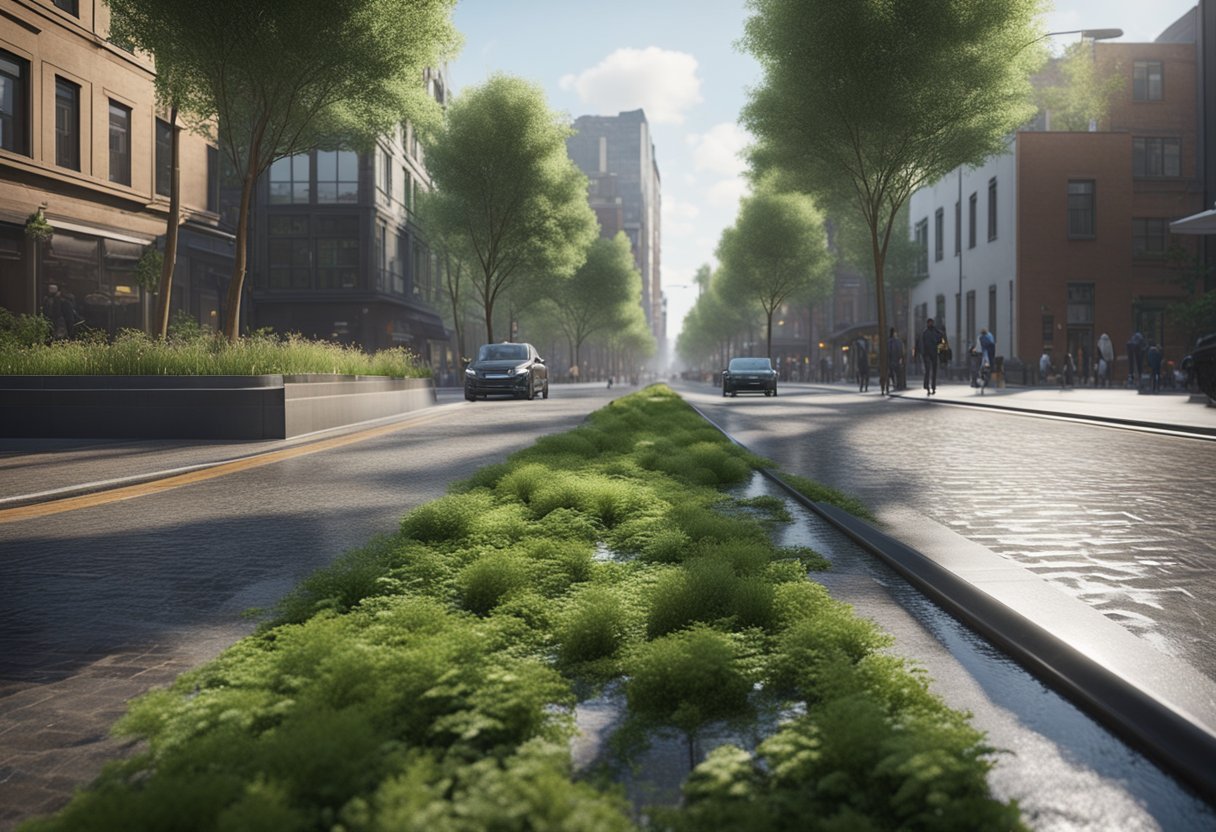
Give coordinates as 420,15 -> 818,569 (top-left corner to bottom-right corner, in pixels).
0,324 -> 428,378
23,386 -> 1023,831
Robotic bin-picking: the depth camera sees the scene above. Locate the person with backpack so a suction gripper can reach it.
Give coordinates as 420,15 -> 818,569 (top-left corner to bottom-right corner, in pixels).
853,335 -> 870,392
920,318 -> 943,395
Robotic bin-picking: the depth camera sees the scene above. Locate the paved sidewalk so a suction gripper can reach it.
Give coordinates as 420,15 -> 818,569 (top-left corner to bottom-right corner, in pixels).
890,379 -> 1216,436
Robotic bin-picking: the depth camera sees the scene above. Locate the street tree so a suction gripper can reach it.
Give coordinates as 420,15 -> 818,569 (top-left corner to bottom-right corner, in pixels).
1036,41 -> 1125,131
740,0 -> 1045,391
676,268 -> 761,373
542,233 -> 641,370
420,75 -> 599,344
716,189 -> 832,359
107,0 -> 460,341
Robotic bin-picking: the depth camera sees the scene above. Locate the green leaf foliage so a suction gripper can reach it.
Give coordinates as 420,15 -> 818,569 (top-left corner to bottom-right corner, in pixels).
716,188 -> 832,358
419,75 -> 599,343
25,386 -> 1019,830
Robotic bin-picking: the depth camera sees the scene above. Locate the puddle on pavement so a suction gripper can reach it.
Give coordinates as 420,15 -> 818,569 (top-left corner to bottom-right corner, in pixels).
569,472 -> 1215,829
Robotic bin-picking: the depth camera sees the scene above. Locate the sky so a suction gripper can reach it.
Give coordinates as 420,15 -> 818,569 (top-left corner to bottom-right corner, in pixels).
447,0 -> 1201,349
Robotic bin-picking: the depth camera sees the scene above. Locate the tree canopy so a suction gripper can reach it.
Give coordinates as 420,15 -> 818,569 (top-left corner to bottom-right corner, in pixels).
1036,41 -> 1125,131
739,0 -> 1046,391
539,233 -> 644,368
419,75 -> 599,344
716,189 -> 832,358
107,0 -> 461,340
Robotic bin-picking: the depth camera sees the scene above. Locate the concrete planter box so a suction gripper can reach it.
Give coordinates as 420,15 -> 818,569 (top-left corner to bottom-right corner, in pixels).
0,374 -> 436,439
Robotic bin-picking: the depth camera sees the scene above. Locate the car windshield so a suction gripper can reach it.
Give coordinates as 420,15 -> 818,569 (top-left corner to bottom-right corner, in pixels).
478,344 -> 528,362
729,358 -> 772,372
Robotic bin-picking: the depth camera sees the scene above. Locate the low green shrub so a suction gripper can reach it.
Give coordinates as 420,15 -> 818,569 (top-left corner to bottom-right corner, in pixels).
0,328 -> 429,377
457,551 -> 531,616
557,585 -> 632,667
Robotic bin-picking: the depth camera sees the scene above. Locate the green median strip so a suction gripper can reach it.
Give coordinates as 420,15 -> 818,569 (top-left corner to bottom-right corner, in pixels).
22,385 -> 1024,832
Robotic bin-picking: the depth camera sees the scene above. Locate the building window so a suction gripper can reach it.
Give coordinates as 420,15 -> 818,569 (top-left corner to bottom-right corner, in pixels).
55,78 -> 80,171
1067,283 -> 1094,325
951,200 -> 961,256
1133,137 -> 1180,177
378,147 -> 392,196
987,178 -> 997,241
316,215 -> 360,288
1132,218 -> 1169,258
1067,180 -> 1094,238
934,207 -> 943,262
317,149 -> 358,203
988,285 -> 997,333
913,218 -> 928,276
267,215 -> 311,289
269,153 -> 311,204
1133,61 -> 1163,101
0,51 -> 30,156
965,290 -> 976,347
108,101 -> 132,185
1042,314 -> 1054,344
155,118 -> 172,197
51,0 -> 79,15
206,145 -> 219,213
968,193 -> 977,249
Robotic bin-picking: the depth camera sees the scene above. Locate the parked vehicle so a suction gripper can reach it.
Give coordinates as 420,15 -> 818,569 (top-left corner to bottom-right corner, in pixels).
1189,332 -> 1216,400
722,356 -> 778,397
464,342 -> 549,401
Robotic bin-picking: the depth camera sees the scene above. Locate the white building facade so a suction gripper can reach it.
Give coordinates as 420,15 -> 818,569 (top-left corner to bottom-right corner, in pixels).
907,140 -> 1018,363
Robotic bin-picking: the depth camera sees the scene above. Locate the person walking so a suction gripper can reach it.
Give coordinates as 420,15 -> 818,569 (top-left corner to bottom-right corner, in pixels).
1060,351 -> 1076,388
1147,342 -> 1163,393
1127,330 -> 1146,388
1098,333 -> 1114,388
888,327 -> 905,392
853,335 -> 870,392
920,318 -> 943,395
1038,349 -> 1052,385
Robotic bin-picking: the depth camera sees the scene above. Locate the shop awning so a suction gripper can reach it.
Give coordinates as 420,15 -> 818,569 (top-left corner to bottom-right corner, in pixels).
825,320 -> 879,343
1170,208 -> 1216,235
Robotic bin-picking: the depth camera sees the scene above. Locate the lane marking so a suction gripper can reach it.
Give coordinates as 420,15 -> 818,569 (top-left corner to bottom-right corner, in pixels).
0,407 -> 454,525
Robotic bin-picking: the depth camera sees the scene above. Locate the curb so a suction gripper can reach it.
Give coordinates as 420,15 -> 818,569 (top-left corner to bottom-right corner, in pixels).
686,400 -> 1216,807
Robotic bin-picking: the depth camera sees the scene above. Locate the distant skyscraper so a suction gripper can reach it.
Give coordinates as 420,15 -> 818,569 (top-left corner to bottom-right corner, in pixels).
566,110 -> 663,346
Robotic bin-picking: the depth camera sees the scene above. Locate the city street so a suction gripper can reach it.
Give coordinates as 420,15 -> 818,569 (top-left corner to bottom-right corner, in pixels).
680,380 -> 1216,680
2,382 -> 1216,829
0,385 -> 624,829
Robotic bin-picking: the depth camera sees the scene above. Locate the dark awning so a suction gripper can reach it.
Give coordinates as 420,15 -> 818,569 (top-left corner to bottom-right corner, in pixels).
825,320 -> 879,343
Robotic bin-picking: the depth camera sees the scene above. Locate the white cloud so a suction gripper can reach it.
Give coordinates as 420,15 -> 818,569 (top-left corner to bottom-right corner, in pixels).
686,122 -> 750,177
706,176 -> 749,207
663,196 -> 700,237
559,47 -> 702,124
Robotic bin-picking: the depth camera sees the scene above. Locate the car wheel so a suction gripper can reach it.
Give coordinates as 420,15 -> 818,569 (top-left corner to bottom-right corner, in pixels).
542,382 -> 549,399
525,377 -> 536,400
465,389 -> 476,402
773,388 -> 778,397
723,386 -> 728,397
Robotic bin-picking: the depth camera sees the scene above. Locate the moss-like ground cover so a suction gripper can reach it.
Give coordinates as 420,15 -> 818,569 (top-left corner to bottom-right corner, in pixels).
22,386 -> 1023,831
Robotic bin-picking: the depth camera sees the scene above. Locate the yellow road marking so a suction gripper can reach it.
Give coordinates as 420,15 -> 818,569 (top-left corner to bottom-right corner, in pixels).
0,407 -> 451,525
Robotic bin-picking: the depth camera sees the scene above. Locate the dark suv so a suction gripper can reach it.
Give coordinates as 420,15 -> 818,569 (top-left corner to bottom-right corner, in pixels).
464,342 -> 549,401
722,356 -> 778,397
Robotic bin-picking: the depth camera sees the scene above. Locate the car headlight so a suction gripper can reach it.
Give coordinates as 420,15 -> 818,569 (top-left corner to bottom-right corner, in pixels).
465,367 -> 476,377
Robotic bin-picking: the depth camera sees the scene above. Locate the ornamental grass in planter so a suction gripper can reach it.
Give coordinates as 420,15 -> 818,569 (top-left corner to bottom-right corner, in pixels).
22,386 -> 1023,832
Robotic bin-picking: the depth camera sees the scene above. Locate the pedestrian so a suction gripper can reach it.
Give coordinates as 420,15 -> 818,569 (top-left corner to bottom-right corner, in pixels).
1127,330 -> 1146,388
888,327 -> 905,392
1060,351 -> 1076,388
41,283 -> 81,340
1098,333 -> 1114,387
1147,343 -> 1163,393
853,335 -> 870,392
607,376 -> 614,389
920,318 -> 943,395
1039,349 -> 1052,385
1079,344 -> 1090,386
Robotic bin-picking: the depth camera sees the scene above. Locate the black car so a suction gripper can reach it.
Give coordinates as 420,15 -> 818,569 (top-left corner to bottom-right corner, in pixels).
464,342 -> 549,401
722,357 -> 778,397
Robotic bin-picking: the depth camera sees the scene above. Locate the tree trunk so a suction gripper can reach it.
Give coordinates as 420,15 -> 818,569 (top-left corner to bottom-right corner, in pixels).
765,306 -> 774,359
871,224 -> 889,395
484,284 -> 495,344
223,140 -> 261,342
155,105 -> 181,339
